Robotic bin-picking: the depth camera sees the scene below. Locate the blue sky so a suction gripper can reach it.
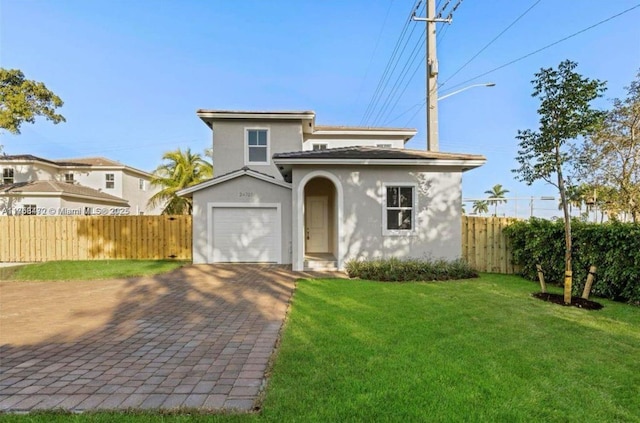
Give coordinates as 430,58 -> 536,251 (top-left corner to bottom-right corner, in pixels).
1,0 -> 639,217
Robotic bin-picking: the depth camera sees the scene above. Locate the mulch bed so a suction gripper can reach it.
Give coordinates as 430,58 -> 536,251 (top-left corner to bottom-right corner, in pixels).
532,292 -> 604,310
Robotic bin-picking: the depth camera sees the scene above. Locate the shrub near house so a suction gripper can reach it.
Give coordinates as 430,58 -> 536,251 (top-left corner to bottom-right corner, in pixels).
345,258 -> 478,282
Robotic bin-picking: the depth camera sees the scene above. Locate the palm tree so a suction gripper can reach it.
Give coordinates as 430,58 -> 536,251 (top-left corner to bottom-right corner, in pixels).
484,184 -> 510,216
472,200 -> 489,216
148,148 -> 213,214
560,184 -> 586,216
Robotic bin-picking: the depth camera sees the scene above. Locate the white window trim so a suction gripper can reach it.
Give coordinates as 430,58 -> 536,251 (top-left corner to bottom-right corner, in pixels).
382,183 -> 418,236
244,127 -> 270,166
105,173 -> 115,189
312,143 -> 328,151
2,168 -> 14,185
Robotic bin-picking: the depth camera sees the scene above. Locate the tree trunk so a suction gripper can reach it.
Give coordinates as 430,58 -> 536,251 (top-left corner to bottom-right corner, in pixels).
556,147 -> 573,304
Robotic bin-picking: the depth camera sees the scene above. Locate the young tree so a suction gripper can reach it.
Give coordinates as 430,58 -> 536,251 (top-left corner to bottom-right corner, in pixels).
0,68 -> 66,135
577,70 -> 640,222
513,60 -> 606,304
472,200 -> 489,216
148,148 -> 213,215
484,184 -> 510,216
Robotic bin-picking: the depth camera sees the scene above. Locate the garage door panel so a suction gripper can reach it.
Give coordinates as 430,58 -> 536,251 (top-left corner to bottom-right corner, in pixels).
212,207 -> 279,263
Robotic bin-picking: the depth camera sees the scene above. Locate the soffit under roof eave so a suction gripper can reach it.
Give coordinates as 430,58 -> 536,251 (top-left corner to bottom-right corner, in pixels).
197,111 -> 316,121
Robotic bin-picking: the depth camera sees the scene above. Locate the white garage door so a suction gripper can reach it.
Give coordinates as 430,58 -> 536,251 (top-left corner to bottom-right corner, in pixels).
211,206 -> 280,263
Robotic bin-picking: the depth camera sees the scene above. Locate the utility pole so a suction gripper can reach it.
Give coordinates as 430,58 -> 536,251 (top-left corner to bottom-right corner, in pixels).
412,0 -> 451,152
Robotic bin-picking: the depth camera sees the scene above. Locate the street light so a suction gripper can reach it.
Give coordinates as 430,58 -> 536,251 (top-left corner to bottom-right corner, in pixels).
439,83 -> 496,101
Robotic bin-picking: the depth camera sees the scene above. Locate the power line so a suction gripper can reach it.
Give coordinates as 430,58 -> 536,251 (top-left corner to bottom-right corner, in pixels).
385,100 -> 425,125
439,0 -> 543,88
445,3 -> 640,92
353,0 -> 396,112
363,23 -> 424,126
378,52 -> 426,125
370,0 -> 461,127
362,1 -> 426,126
361,1 -> 423,125
371,28 -> 426,125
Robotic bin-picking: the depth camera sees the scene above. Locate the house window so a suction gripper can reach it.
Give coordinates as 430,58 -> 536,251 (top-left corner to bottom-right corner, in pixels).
105,173 -> 115,189
139,178 -> 146,190
64,173 -> 74,184
246,128 -> 269,164
383,185 -> 416,234
23,204 -> 37,215
2,168 -> 14,185
377,144 -> 392,148
312,143 -> 328,151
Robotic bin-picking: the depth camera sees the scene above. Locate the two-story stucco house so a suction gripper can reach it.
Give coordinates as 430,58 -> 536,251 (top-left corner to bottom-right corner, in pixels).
178,110 -> 485,271
0,155 -> 163,216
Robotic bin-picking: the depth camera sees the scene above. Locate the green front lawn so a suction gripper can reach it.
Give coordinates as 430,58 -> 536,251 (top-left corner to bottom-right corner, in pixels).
4,260 -> 188,281
262,275 -> 640,422
1,275 -> 638,422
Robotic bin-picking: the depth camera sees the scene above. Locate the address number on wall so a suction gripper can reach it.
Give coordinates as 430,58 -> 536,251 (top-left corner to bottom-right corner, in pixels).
239,192 -> 255,198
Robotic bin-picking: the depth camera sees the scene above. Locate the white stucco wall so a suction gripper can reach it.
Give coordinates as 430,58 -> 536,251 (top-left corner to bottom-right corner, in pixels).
292,165 -> 463,270
210,120 -> 303,179
191,175 -> 292,264
0,196 -> 63,215
121,171 -> 162,215
0,162 -> 58,183
0,195 -> 129,216
72,169 -> 123,198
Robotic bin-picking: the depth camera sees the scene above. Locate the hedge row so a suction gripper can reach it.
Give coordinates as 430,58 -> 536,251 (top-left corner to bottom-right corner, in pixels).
504,218 -> 640,304
345,258 -> 478,282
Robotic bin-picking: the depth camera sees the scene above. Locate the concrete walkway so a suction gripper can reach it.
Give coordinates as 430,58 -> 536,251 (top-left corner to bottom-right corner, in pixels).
0,265 -> 300,412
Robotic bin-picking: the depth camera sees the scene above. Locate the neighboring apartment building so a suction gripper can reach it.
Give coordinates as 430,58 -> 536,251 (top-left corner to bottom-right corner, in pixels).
178,110 -> 486,270
0,155 -> 163,216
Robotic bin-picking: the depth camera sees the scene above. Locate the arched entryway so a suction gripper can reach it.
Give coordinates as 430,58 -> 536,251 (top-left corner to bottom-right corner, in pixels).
296,171 -> 343,271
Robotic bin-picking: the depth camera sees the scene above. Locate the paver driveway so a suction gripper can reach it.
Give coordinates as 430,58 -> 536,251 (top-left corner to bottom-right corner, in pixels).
0,264 -> 299,412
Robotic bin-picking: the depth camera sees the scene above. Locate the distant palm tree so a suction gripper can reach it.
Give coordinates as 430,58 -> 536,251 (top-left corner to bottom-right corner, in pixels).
148,148 -> 213,214
472,200 -> 489,215
560,184 -> 585,216
484,184 -> 510,216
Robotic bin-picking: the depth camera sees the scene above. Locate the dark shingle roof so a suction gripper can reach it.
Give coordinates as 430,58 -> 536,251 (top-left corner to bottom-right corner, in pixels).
1,154 -> 67,166
1,154 -> 91,167
54,157 -> 122,166
273,146 -> 485,161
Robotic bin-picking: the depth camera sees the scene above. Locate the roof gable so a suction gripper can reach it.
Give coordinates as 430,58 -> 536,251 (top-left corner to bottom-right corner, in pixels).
177,166 -> 291,197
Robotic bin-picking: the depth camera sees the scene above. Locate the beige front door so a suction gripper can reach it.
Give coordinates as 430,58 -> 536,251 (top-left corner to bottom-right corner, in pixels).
305,196 -> 328,253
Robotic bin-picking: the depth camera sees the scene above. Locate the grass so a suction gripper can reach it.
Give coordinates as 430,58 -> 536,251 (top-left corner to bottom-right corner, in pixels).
3,260 -> 188,281
1,275 -> 638,422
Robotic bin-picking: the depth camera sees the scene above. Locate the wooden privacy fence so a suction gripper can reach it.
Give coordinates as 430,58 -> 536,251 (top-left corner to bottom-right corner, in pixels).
461,216 -> 518,274
0,215 -> 192,262
2,215 -> 516,273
